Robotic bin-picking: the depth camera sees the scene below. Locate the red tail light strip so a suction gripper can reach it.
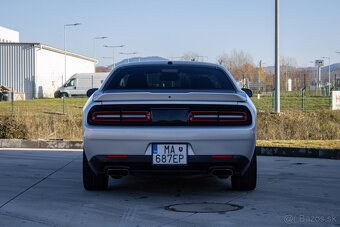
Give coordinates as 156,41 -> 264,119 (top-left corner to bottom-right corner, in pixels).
188,111 -> 218,122
91,111 -> 120,122
121,111 -> 151,122
218,111 -> 248,122
189,111 -> 248,123
91,111 -> 151,123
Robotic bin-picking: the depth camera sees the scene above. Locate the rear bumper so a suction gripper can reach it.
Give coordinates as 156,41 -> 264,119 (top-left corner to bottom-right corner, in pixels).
89,154 -> 250,176
84,126 -> 256,159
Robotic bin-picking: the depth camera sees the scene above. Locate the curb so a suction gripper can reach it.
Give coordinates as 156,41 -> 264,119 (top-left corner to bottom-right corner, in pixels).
255,146 -> 340,160
0,139 -> 339,160
0,139 -> 82,150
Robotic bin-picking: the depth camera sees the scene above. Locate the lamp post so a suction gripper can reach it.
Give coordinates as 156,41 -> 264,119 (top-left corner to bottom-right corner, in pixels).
64,23 -> 81,84
93,36 -> 108,68
321,56 -> 331,94
274,0 -> 280,113
103,45 -> 125,68
120,52 -> 138,63
336,52 -> 340,88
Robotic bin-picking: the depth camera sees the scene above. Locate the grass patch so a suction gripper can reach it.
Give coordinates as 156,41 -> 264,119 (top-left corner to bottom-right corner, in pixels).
257,111 -> 340,140
257,140 -> 340,149
0,96 -> 339,146
251,95 -> 331,112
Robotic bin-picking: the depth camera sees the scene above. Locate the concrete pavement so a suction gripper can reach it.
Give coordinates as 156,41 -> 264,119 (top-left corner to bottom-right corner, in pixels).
0,149 -> 339,226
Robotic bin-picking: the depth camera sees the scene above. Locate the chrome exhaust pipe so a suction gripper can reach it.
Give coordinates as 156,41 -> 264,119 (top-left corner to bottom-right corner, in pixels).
211,169 -> 233,178
107,169 -> 129,178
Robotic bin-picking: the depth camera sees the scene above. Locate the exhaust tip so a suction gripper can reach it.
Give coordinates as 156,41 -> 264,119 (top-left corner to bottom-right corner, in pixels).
107,169 -> 129,178
211,169 -> 233,178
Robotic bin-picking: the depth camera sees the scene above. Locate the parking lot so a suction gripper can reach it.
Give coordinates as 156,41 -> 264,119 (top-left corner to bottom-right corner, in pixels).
0,149 -> 339,227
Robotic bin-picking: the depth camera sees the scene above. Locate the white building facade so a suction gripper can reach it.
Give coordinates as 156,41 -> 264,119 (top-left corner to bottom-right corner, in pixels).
0,26 -> 19,43
0,43 -> 95,99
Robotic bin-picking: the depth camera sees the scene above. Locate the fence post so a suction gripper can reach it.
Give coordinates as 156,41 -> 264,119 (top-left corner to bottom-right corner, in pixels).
11,91 -> 14,115
301,87 -> 306,111
272,88 -> 275,112
62,97 -> 65,114
329,87 -> 334,109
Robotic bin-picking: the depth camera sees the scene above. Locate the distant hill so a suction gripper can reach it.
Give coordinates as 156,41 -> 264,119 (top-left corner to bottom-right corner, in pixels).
113,56 -> 168,67
264,63 -> 340,73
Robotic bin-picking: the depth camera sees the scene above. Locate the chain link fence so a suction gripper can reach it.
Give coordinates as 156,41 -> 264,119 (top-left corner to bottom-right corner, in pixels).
0,92 -> 86,116
0,90 -> 338,115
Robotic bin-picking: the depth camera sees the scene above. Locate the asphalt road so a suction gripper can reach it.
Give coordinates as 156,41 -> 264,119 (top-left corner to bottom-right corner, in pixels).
0,149 -> 339,227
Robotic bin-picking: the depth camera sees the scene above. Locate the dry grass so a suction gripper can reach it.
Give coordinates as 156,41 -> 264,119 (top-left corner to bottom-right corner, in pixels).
257,111 -> 340,140
0,98 -> 339,144
0,114 -> 82,140
257,140 -> 340,149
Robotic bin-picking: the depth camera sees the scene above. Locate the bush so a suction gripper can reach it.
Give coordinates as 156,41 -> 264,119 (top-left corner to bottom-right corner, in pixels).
257,110 -> 340,140
0,110 -> 339,141
0,115 -> 28,139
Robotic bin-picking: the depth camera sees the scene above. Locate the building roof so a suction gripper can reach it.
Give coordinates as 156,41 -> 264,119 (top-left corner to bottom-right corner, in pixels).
0,42 -> 96,63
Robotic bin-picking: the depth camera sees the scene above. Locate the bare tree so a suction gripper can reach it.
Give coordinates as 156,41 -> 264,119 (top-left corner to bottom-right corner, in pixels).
280,56 -> 298,90
217,50 -> 255,81
218,50 -> 253,70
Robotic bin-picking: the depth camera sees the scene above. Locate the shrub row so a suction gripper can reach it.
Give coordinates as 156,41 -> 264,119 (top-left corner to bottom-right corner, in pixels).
0,110 -> 339,140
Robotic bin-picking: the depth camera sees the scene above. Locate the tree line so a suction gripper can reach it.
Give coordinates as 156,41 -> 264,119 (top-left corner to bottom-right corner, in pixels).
184,50 -> 314,92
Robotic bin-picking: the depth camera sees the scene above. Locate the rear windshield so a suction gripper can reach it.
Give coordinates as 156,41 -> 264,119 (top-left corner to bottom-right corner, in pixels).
103,65 -> 235,91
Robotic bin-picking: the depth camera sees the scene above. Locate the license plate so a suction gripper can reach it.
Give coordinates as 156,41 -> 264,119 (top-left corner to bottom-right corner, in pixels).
152,144 -> 187,165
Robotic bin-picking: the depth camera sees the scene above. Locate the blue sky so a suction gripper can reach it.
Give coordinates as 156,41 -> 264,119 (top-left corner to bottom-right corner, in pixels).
1,0 -> 340,67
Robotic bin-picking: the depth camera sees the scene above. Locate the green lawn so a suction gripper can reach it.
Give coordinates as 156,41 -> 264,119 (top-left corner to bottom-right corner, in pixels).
251,95 -> 331,112
0,98 -> 86,115
0,94 -> 333,115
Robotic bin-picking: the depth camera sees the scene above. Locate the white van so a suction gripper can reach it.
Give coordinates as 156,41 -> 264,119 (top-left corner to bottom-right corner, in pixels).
54,73 -> 109,98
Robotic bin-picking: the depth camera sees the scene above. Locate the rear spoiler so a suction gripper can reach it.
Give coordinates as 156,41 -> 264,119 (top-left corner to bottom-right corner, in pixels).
93,91 -> 247,102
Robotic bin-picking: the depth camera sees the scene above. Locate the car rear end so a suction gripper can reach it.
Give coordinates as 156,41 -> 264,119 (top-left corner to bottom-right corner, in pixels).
83,61 -> 257,191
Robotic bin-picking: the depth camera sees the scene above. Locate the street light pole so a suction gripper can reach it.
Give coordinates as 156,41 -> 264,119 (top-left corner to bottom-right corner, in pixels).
64,23 -> 81,84
321,56 -> 331,93
93,36 -> 108,69
103,45 -> 125,68
274,0 -> 280,113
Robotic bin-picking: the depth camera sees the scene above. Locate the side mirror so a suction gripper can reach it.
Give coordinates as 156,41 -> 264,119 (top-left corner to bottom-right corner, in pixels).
241,88 -> 253,97
87,88 -> 98,97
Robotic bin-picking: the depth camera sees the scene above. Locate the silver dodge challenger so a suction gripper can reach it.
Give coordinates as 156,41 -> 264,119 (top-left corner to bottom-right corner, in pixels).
83,61 -> 257,191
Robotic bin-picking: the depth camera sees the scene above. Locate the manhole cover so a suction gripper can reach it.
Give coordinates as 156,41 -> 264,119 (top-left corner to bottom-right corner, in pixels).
166,202 -> 243,213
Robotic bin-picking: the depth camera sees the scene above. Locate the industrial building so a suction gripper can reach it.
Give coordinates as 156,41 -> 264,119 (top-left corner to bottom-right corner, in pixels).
0,26 -> 19,43
0,26 -> 95,99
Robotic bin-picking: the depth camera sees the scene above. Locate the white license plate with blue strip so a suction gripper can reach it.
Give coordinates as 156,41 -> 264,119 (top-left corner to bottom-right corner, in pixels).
152,144 -> 187,165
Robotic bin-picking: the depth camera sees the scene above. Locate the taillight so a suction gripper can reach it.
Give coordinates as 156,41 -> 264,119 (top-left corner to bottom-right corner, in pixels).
188,111 -> 248,124
91,111 -> 151,124
218,111 -> 248,123
121,111 -> 151,122
188,111 -> 218,122
91,111 -> 120,122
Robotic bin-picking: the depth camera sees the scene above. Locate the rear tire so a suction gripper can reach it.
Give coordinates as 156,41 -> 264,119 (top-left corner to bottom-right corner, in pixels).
231,151 -> 257,191
83,151 -> 108,190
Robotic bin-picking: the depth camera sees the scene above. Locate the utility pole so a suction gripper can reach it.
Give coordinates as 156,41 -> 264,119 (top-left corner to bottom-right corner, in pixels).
64,23 -> 81,84
274,0 -> 280,113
